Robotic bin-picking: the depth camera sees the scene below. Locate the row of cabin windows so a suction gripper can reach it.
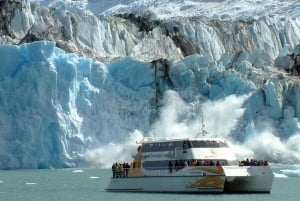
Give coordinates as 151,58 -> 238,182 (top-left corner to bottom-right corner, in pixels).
141,159 -> 236,170
141,140 -> 228,152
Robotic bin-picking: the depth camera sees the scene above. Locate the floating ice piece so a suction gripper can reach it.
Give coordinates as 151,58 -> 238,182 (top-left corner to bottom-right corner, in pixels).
72,169 -> 84,173
280,168 -> 300,177
273,173 -> 288,178
89,176 -> 99,179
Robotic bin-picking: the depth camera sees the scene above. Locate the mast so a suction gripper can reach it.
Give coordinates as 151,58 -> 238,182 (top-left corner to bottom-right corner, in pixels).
195,110 -> 208,138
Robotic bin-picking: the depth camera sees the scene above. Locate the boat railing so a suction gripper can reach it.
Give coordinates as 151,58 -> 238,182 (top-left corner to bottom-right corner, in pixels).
113,167 -> 172,178
140,137 -> 168,143
142,165 -> 191,176
142,166 -> 186,171
115,165 -> 225,178
142,165 -> 213,176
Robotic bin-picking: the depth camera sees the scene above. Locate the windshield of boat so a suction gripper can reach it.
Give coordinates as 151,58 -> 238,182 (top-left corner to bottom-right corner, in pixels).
141,140 -> 229,152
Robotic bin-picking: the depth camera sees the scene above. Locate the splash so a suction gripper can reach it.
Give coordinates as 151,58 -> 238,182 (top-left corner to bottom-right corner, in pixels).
84,130 -> 144,168
280,165 -> 300,177
84,90 -> 300,172
150,90 -> 248,139
243,130 -> 300,164
84,90 -> 249,168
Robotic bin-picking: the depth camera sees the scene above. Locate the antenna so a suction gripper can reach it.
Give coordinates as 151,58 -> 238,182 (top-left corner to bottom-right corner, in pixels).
195,110 -> 208,138
200,112 -> 208,136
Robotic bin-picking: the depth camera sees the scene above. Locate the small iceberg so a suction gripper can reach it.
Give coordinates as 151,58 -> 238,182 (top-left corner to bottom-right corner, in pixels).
72,169 -> 84,173
273,172 -> 288,178
89,176 -> 99,179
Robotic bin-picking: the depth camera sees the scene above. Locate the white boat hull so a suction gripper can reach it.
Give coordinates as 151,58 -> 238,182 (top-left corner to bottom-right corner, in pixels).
223,166 -> 274,193
106,166 -> 274,193
107,138 -> 274,193
106,175 -> 225,193
224,175 -> 273,193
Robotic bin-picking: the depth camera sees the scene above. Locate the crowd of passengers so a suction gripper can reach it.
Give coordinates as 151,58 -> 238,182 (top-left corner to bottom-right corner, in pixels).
111,162 -> 131,178
239,158 -> 269,166
168,158 -> 269,170
172,159 -> 223,168
168,160 -> 223,173
111,158 -> 269,177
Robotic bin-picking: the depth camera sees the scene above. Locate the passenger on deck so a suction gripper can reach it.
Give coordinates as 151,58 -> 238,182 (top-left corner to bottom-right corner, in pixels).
119,163 -> 123,177
112,163 -> 117,178
168,161 -> 173,173
115,163 -> 121,177
182,141 -> 187,153
250,159 -> 257,166
175,160 -> 180,171
191,160 -> 197,166
204,160 -> 209,166
123,163 -> 130,177
216,160 -> 221,166
239,159 -> 269,166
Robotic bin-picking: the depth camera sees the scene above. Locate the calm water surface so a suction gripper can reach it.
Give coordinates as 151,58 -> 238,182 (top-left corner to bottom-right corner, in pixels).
0,168 -> 299,201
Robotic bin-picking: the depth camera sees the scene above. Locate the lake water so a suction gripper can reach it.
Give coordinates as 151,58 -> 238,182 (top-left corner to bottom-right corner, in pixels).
0,167 -> 299,201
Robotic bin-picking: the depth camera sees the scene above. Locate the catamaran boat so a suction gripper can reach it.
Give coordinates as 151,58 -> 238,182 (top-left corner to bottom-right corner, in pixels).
106,137 -> 274,193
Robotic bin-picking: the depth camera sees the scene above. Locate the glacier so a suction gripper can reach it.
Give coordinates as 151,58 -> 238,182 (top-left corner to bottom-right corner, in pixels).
0,0 -> 300,169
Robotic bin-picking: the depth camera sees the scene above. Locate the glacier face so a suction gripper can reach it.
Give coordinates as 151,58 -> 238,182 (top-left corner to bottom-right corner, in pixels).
0,41 -> 155,169
0,0 -> 300,169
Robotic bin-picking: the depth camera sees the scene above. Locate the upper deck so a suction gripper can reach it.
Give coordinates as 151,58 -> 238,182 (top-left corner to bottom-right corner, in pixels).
135,138 -> 237,163
139,138 -> 229,152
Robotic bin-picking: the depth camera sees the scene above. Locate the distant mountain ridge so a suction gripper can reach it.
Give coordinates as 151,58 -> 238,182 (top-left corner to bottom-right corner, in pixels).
32,0 -> 300,19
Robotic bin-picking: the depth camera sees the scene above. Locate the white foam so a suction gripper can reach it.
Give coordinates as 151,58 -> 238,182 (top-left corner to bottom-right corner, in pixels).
280,167 -> 300,177
273,173 -> 288,178
25,182 -> 37,185
72,169 -> 84,173
84,130 -> 144,168
84,91 -> 249,168
89,176 -> 99,179
83,89 -> 300,169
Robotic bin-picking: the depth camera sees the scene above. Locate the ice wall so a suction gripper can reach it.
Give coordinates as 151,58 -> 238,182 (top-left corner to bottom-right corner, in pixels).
1,40 -> 300,169
0,41 -> 154,169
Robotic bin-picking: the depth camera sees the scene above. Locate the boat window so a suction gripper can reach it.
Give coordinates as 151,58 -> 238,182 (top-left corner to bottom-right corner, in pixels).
141,141 -> 183,152
140,140 -> 228,152
190,140 -> 229,148
142,161 -> 170,170
142,159 -> 231,170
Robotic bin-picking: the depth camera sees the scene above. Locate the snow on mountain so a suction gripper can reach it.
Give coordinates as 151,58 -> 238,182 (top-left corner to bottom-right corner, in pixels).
96,0 -> 300,20
0,0 -> 300,169
31,0 -> 300,20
